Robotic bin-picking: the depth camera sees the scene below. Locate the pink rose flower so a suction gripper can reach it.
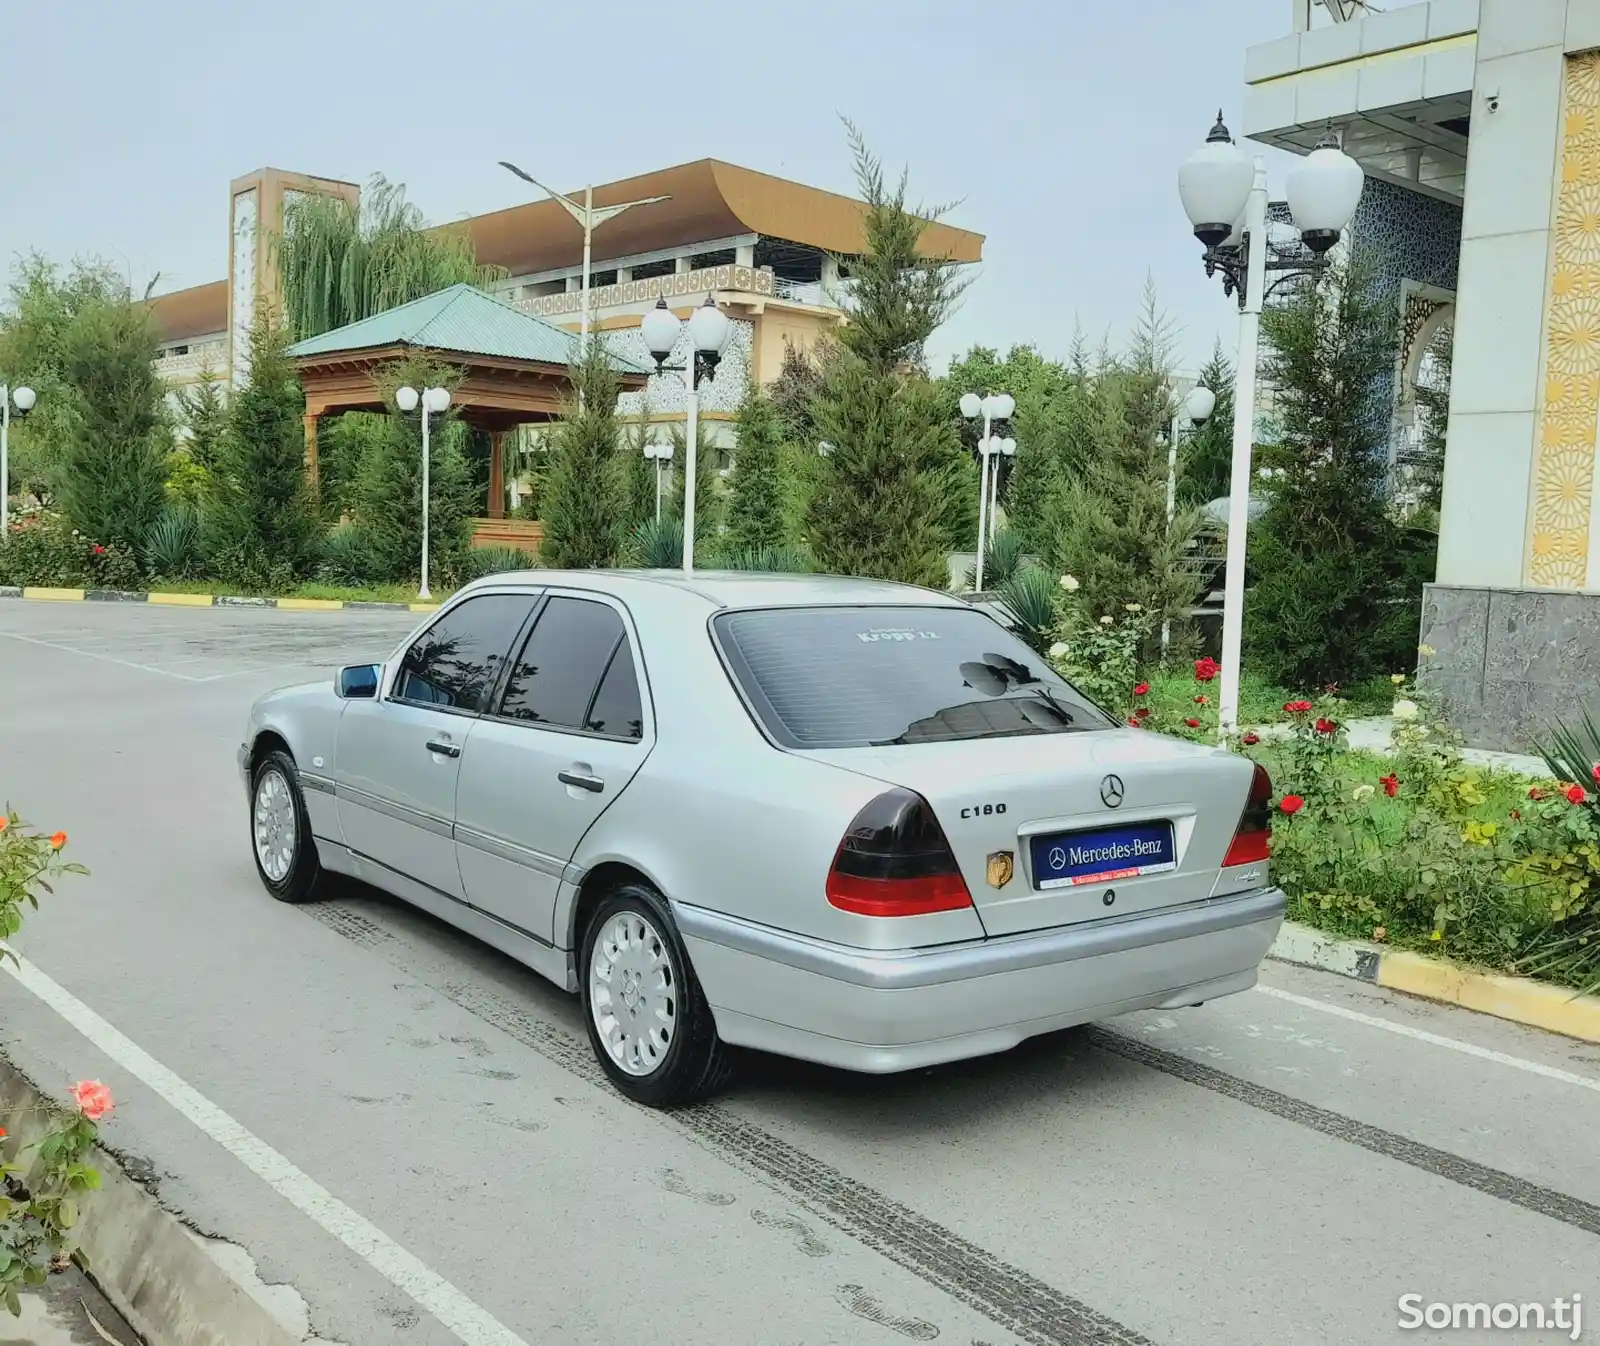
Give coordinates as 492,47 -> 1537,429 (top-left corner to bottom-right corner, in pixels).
69,1079 -> 114,1122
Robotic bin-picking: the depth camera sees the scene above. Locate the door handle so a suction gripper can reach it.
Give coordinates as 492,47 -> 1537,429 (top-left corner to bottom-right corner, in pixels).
425,738 -> 462,759
558,770 -> 605,793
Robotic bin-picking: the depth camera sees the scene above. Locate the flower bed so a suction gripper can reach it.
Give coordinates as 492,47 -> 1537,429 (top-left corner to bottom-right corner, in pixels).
1043,580 -> 1600,996
1,813 -> 109,1316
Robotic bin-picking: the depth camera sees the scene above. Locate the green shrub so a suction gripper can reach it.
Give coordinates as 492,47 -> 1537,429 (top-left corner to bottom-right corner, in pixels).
626,516 -> 685,569
163,451 -> 213,511
0,514 -> 141,591
206,540 -> 297,596
994,565 -> 1058,655
316,523 -> 379,587
143,507 -> 203,578
463,545 -> 533,580
714,543 -> 813,573
965,525 -> 1026,591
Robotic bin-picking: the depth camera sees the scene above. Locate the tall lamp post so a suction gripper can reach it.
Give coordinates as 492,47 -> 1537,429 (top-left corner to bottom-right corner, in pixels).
639,294 -> 731,574
395,385 -> 452,600
643,439 -> 674,522
498,162 -> 670,353
1,383 -> 36,535
1164,384 -> 1216,656
1178,113 -> 1363,735
984,433 -> 1017,566
958,391 -> 1015,591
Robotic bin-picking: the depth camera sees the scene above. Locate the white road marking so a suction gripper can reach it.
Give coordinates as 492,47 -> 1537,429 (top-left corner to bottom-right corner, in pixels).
1255,984 -> 1600,1094
2,952 -> 532,1346
0,629 -> 210,682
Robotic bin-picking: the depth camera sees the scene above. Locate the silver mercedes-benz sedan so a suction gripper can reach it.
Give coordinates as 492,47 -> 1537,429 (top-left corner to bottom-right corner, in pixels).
239,571 -> 1285,1107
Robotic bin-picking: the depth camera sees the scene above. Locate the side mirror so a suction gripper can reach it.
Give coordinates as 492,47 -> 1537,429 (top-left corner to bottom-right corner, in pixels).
337,664 -> 380,699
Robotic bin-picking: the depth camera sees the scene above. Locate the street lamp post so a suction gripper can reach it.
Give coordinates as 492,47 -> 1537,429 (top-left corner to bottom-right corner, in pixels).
395,385 -> 452,600
643,439 -> 675,522
958,391 -> 1015,591
638,294 -> 732,574
498,162 -> 670,353
1163,384 -> 1217,656
1,383 -> 37,535
1179,113 -> 1364,735
985,433 -> 1017,562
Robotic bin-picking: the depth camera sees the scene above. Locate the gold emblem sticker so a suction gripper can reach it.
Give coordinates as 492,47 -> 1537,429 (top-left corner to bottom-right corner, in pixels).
986,851 -> 1014,889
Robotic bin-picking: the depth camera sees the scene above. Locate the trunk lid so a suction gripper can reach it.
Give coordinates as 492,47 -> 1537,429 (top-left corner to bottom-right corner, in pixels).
802,728 -> 1257,938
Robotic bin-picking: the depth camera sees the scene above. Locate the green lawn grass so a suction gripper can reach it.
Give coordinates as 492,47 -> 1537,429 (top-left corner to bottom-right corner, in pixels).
145,576 -> 441,605
1147,669 -> 1396,727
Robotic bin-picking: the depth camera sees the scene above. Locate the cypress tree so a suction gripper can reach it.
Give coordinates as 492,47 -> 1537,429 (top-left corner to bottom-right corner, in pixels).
804,124 -> 971,587
540,340 -> 625,569
724,380 -> 788,553
205,316 -> 318,576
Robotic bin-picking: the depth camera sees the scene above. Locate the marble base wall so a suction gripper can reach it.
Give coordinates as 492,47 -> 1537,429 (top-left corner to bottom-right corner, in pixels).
1418,583 -> 1600,752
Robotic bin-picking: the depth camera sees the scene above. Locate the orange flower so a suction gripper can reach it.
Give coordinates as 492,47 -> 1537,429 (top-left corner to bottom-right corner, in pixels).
49,831 -> 67,850
0,816 -> 8,832
0,1126 -> 7,1139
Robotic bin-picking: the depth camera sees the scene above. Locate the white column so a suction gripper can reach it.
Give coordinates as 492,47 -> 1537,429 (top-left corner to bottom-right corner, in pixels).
1,388 -> 10,536
735,243 -> 755,268
419,407 -> 433,601
683,383 -> 700,574
974,411 -> 993,591
1218,159 -> 1268,739
675,256 -> 692,274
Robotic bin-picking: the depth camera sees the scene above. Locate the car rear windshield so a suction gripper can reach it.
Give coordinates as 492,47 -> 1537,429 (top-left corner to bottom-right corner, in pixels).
713,605 -> 1116,749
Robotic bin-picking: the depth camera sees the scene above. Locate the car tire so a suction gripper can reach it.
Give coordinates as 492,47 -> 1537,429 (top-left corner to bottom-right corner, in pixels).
579,882 -> 734,1108
249,748 -> 325,904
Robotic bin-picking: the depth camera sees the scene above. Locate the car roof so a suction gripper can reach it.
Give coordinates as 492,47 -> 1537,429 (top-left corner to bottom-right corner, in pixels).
462,568 -> 968,610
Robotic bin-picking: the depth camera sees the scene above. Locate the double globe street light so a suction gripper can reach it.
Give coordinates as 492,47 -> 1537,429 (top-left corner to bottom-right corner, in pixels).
642,438 -> 675,522
958,391 -> 1016,592
394,384 -> 452,600
1,383 -> 38,535
1178,112 -> 1364,735
640,293 -> 731,574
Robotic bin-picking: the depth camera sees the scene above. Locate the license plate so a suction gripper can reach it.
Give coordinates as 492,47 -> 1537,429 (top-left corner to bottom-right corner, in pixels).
1030,821 -> 1176,890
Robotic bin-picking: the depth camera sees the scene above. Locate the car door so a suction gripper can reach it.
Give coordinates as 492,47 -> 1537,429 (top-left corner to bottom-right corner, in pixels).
335,591 -> 536,898
453,590 -> 652,943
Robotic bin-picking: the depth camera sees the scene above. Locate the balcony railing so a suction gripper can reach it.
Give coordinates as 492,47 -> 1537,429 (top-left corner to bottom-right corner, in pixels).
154,341 -> 227,381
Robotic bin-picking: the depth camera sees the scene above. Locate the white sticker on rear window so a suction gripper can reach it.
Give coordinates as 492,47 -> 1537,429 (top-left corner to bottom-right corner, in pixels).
856,628 -> 942,643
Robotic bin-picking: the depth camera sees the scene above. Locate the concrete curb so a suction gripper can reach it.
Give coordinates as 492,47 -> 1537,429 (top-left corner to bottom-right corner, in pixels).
0,585 -> 436,613
1268,920 -> 1600,1044
0,1057 -> 301,1346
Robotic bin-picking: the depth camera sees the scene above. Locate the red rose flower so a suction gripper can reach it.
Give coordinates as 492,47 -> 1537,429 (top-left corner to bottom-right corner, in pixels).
1194,695 -> 1208,705
1128,718 -> 1142,728
1510,809 -> 1522,821
1133,682 -> 1149,697
91,543 -> 106,555
1323,683 -> 1340,695
1242,731 -> 1260,746
1279,795 -> 1305,815
1283,700 -> 1313,714
1566,784 -> 1587,806
1315,718 -> 1337,735
1135,707 -> 1151,719
1590,763 -> 1600,785
1194,657 -> 1219,683
1185,717 -> 1201,728
1379,774 -> 1399,798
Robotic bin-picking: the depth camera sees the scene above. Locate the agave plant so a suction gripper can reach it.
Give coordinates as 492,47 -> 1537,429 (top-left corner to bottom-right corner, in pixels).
627,516 -> 686,569
964,526 -> 1027,591
995,564 -> 1058,655
318,523 -> 377,586
143,508 -> 202,578
464,545 -> 534,579
715,543 -> 814,574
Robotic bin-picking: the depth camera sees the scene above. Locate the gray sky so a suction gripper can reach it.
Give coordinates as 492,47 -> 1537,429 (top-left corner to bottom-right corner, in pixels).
0,0 -> 1295,375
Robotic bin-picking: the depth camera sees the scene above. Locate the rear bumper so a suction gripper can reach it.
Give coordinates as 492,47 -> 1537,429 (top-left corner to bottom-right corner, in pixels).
676,887 -> 1286,1074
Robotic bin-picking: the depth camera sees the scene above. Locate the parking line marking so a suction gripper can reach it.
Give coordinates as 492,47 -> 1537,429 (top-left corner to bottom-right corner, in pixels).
1,952 -> 532,1346
1255,984 -> 1600,1094
0,629 -> 209,681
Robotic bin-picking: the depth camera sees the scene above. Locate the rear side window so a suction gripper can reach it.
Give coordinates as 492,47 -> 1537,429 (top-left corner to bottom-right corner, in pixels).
392,594 -> 531,712
714,605 -> 1115,749
498,596 -> 639,737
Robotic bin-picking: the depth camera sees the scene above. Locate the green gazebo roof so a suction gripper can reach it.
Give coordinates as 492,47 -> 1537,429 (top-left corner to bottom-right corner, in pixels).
286,284 -> 649,373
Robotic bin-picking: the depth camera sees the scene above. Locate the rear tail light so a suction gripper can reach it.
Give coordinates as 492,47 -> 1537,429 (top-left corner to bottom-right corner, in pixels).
826,788 -> 974,917
1223,763 -> 1273,868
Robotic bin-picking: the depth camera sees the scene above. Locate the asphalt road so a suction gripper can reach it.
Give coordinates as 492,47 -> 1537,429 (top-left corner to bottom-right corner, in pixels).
1,598 -> 1597,1346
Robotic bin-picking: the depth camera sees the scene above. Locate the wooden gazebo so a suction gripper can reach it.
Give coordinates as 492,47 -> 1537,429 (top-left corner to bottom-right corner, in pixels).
288,284 -> 649,519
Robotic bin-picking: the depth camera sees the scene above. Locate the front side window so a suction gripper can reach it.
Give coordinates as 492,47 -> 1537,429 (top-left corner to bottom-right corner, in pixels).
392,594 -> 532,712
498,597 -> 640,738
714,605 -> 1115,749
